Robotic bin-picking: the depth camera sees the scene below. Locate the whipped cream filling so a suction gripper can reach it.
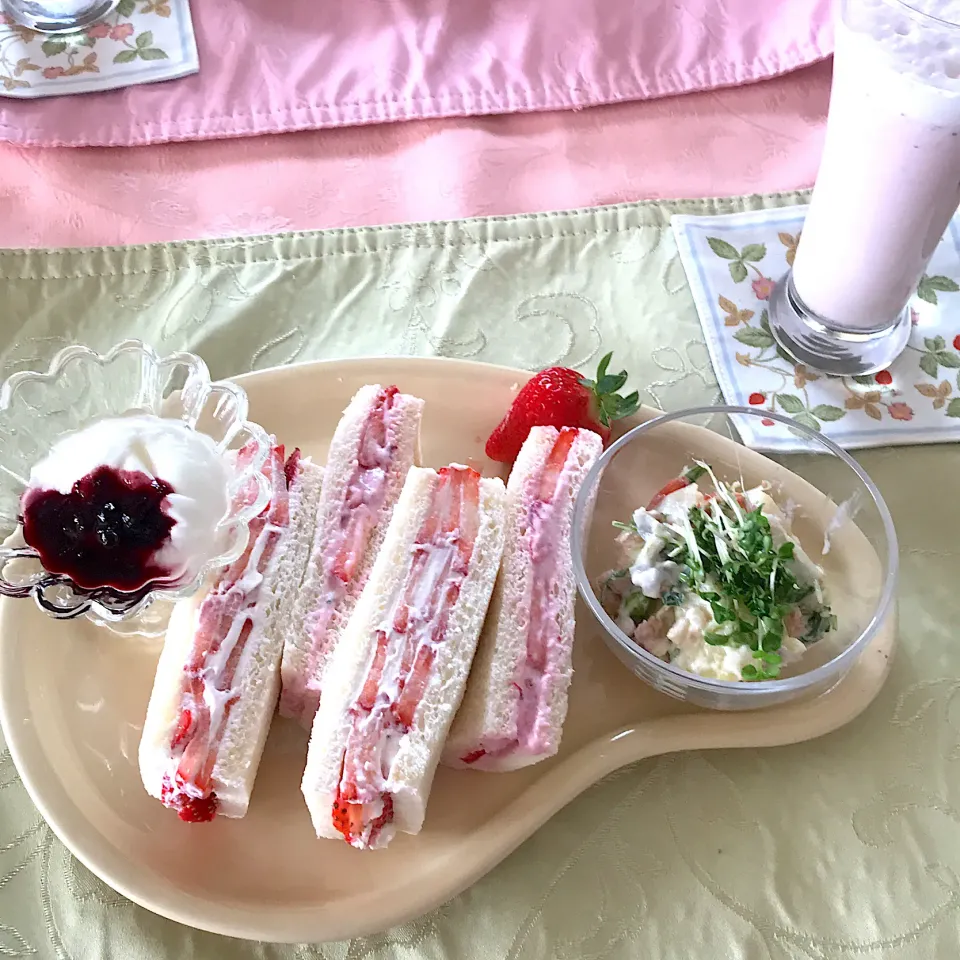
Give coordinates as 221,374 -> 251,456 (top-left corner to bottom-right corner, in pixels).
24,415 -> 230,583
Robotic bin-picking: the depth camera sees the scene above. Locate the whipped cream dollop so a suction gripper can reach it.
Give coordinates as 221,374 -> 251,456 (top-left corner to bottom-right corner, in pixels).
23,415 -> 231,586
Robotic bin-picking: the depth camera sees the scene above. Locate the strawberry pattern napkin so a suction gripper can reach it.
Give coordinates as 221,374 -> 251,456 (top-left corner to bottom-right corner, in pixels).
672,205 -> 960,451
0,0 -> 197,98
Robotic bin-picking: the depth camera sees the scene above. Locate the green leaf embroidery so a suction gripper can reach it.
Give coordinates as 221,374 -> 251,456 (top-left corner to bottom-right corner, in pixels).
113,49 -> 138,63
41,39 -> 67,56
947,398 -> 960,418
729,261 -> 748,283
852,374 -> 876,385
76,33 -> 95,46
759,308 -> 770,333
139,48 -> 168,60
135,30 -> 153,48
117,0 -> 136,14
793,411 -> 821,431
741,243 -> 767,263
936,351 -> 960,368
811,404 -> 846,422
925,336 -> 946,352
733,327 -> 774,348
917,279 -> 938,304
707,237 -> 740,260
777,394 -> 805,414
925,275 -> 959,292
920,353 -> 939,378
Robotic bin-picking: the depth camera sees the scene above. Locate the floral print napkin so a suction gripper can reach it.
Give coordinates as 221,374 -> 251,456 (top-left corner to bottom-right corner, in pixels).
0,0 -> 196,98
672,204 -> 960,451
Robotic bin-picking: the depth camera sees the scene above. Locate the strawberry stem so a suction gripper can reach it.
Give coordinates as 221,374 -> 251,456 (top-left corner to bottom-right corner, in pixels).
578,352 -> 640,427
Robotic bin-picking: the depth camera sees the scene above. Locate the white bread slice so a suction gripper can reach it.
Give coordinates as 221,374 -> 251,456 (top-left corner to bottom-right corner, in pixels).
280,385 -> 424,728
302,465 -> 506,848
139,455 -> 323,820
443,427 -> 602,772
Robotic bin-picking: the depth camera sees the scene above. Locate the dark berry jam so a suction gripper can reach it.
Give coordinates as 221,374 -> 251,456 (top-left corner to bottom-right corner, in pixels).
20,466 -> 177,592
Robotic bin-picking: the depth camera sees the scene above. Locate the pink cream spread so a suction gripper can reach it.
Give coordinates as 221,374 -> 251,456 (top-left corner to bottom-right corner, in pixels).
332,465 -> 481,849
462,428 -> 579,766
159,443 -> 299,823
280,386 -> 402,722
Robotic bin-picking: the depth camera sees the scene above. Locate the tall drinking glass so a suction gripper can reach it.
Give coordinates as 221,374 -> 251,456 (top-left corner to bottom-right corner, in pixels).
769,0 -> 960,375
1,0 -> 117,33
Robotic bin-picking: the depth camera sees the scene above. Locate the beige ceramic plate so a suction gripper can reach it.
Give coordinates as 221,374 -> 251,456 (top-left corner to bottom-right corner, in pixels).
0,358 -> 895,943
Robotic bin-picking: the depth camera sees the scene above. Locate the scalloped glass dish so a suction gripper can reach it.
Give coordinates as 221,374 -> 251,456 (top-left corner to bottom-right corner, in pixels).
0,340 -> 272,635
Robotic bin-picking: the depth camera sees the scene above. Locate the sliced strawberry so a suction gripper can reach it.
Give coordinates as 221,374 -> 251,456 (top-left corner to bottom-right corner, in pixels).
175,705 -> 213,792
159,776 -> 219,823
457,467 -> 481,558
175,793 -> 219,823
221,615 -> 254,680
332,792 -> 366,843
538,427 -> 578,502
332,752 -> 366,842
393,603 -> 410,634
485,353 -> 638,463
356,386 -> 397,468
331,511 -> 373,582
460,749 -> 487,765
283,448 -> 302,489
358,631 -> 389,711
394,644 -> 436,729
171,708 -> 193,748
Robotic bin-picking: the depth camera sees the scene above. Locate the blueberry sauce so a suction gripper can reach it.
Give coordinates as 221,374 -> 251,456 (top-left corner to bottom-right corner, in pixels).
20,466 -> 177,591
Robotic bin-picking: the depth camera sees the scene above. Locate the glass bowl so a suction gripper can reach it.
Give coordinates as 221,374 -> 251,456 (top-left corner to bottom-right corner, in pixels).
572,406 -> 898,711
0,340 -> 272,635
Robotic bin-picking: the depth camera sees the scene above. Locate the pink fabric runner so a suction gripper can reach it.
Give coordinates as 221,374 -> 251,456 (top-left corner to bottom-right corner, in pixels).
0,62 -> 830,249
0,0 -> 832,147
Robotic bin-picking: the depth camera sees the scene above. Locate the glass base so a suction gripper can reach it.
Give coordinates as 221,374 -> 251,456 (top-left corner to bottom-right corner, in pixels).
2,0 -> 118,34
768,271 -> 911,377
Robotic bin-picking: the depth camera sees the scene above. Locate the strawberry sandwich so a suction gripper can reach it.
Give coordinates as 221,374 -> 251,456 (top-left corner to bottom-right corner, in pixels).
443,426 -> 602,771
280,384 -> 424,728
139,442 -> 323,822
302,464 -> 507,849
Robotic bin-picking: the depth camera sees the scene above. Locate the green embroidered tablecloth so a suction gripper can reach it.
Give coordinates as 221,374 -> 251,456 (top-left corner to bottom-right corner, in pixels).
1,191 -> 957,960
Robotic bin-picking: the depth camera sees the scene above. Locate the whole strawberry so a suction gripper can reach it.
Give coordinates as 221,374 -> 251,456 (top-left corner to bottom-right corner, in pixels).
486,353 -> 640,463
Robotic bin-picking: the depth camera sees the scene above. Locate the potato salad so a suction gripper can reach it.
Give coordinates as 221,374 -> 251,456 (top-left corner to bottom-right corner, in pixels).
601,464 -> 835,682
